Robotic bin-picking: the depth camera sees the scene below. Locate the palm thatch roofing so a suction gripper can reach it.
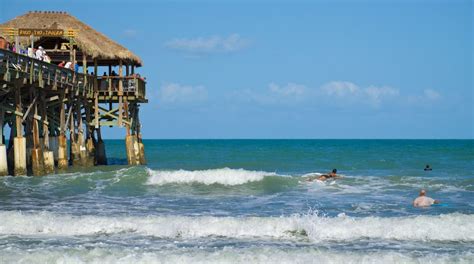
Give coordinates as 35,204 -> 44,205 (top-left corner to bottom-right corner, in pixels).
1,11 -> 142,66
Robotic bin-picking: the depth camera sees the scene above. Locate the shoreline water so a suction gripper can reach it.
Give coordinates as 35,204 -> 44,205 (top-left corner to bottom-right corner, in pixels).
0,140 -> 472,263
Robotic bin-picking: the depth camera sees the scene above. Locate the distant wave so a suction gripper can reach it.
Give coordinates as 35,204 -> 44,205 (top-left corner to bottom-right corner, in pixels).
146,168 -> 282,186
1,211 -> 473,242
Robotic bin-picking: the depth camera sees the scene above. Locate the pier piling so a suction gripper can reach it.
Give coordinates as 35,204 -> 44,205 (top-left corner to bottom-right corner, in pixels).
13,137 -> 26,176
0,145 -> 7,176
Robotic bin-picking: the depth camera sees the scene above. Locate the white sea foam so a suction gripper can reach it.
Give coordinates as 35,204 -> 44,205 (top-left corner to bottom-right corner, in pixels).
1,246 -> 472,264
0,211 -> 473,242
146,168 -> 279,186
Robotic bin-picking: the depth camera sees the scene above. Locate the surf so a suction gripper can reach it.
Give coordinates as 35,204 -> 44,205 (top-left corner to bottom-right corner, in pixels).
145,167 -> 286,186
1,211 -> 473,242
2,246 -> 472,264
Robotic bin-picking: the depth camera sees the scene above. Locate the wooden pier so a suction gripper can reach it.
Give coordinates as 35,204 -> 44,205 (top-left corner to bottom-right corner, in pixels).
0,11 -> 147,176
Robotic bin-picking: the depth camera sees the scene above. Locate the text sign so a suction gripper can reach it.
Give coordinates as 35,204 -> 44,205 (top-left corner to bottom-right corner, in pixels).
18,28 -> 64,37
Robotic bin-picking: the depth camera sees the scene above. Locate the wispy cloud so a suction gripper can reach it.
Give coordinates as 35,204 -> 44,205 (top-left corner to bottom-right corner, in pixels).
165,34 -> 249,54
321,81 -> 360,97
237,83 -> 308,105
322,81 -> 399,106
157,83 -> 208,105
235,81 -> 439,108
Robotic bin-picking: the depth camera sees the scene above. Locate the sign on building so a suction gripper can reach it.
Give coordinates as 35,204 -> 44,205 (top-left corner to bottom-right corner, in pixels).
18,28 -> 64,37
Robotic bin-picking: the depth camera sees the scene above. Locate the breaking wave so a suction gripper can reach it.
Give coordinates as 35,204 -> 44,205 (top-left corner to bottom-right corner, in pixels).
146,168 -> 282,186
1,211 -> 473,242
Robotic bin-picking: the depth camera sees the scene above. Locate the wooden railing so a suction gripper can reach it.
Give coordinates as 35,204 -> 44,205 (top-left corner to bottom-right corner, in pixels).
97,76 -> 146,99
0,49 -> 146,100
0,48 -> 94,95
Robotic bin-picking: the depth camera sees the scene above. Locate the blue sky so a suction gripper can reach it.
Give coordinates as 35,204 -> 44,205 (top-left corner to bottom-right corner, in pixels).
2,0 -> 472,139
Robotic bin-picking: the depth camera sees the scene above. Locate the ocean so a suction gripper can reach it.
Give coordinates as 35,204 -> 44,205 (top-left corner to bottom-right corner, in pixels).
0,139 -> 473,263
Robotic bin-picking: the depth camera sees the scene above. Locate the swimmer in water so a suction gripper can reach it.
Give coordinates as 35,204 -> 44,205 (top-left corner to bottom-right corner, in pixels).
424,164 -> 432,171
306,169 -> 341,181
413,189 -> 440,207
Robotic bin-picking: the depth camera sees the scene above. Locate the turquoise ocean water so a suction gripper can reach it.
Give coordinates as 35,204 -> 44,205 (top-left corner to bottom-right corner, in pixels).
0,140 -> 473,263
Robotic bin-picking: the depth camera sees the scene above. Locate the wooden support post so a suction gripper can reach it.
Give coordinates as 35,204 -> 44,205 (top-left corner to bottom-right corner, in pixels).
124,99 -> 140,165
7,122 -> 15,175
31,89 -> 45,176
108,65 -> 112,97
72,49 -> 76,70
69,93 -> 80,166
69,37 -> 73,62
94,59 -> 99,129
0,106 -> 7,176
95,126 -> 107,165
124,99 -> 130,137
118,60 -> 123,127
131,65 -> 135,75
58,91 -> 68,170
84,98 -> 95,167
75,94 -> 87,166
41,93 -> 54,174
124,98 -> 135,165
13,84 -> 26,176
82,52 -> 87,88
136,106 -> 146,165
125,135 -> 137,166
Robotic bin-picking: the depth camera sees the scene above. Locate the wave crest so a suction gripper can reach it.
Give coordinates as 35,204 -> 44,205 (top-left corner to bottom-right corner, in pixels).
146,168 -> 279,186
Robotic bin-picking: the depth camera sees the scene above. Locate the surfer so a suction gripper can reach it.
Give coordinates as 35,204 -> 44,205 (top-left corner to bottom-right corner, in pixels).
413,189 -> 440,207
424,164 -> 432,171
306,169 -> 341,181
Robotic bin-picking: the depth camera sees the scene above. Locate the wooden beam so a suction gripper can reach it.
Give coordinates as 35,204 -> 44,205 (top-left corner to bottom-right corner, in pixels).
15,83 -> 22,136
21,95 -> 38,122
94,59 -> 99,129
118,60 -> 123,127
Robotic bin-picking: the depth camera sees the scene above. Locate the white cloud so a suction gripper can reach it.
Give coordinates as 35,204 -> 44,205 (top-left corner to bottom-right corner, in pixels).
237,81 -> 403,108
320,81 -> 399,106
268,83 -> 307,97
237,83 -> 309,105
158,83 -> 207,104
364,85 -> 399,105
165,34 -> 249,54
321,81 -> 360,97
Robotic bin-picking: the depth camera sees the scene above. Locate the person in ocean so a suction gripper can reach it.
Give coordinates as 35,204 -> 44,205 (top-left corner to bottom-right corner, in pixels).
413,189 -> 440,207
424,164 -> 432,171
306,169 -> 341,181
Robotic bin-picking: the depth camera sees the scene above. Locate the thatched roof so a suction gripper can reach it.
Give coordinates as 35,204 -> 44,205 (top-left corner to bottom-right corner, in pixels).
1,11 -> 142,66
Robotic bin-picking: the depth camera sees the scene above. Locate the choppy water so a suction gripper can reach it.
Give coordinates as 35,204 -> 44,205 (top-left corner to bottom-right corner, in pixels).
0,140 -> 473,263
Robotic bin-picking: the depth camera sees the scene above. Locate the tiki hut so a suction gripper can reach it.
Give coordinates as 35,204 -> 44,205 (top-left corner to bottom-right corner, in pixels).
0,11 -> 142,67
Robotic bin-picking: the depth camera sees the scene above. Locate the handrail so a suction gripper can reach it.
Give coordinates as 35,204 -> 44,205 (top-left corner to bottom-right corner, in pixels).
0,48 -> 146,99
1,48 -> 80,79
